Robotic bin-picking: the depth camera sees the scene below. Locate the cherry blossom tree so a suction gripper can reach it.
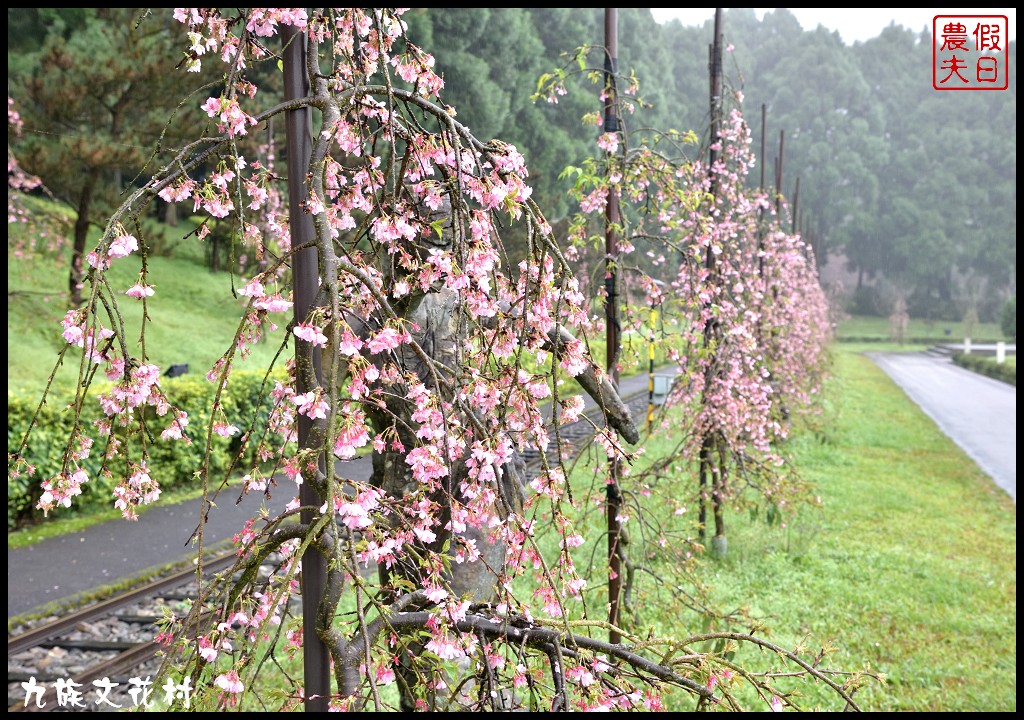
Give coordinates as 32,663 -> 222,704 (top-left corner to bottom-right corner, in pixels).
10,9 -> 860,712
540,43 -> 830,585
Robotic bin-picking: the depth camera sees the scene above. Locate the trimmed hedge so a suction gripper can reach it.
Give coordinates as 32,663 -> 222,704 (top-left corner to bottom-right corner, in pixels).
951,352 -> 1016,387
1001,297 -> 1016,341
8,368 -> 287,529
836,337 -> 1004,344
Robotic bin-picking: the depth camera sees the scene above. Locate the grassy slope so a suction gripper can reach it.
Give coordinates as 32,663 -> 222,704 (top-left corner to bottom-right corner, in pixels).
7,239 -> 289,398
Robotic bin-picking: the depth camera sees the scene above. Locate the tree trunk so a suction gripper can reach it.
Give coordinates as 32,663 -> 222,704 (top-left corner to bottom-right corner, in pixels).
165,200 -> 178,227
355,287 -> 526,711
69,177 -> 96,308
209,231 -> 219,272
711,439 -> 727,558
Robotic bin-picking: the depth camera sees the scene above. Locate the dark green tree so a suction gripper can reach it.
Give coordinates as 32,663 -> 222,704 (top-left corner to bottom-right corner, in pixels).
9,8 -> 202,306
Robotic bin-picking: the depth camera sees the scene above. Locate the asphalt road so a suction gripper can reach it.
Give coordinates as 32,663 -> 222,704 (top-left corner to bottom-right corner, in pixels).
867,350 -> 1016,502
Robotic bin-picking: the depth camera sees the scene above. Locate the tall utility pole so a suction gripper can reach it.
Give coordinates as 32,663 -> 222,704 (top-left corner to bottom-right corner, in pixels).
759,104 -> 767,193
282,26 -> 331,712
603,7 -> 624,646
707,9 -> 723,193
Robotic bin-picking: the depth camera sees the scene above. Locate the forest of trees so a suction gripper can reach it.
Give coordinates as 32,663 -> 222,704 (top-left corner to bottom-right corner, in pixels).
9,8 -> 1016,321
402,8 -> 1017,323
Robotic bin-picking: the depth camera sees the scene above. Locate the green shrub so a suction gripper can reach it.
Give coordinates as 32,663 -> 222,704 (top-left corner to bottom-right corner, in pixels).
7,368 -> 287,529
951,351 -> 1016,386
1000,297 -> 1015,341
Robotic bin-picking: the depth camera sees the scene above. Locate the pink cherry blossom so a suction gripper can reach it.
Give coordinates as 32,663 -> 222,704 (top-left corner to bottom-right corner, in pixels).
253,293 -> 293,312
597,132 -> 620,153
214,671 -> 244,694
366,326 -> 408,354
238,277 -> 265,298
125,283 -> 155,299
108,233 -> 139,259
293,322 -> 328,347
292,391 -> 329,421
213,422 -> 240,437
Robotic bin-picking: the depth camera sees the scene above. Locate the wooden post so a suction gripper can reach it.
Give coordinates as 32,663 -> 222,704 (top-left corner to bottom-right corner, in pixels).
775,129 -> 785,216
759,104 -> 766,192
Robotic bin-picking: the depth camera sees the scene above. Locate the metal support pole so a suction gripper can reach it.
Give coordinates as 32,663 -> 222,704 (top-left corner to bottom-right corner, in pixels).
775,129 -> 785,216
759,104 -> 766,193
699,8 -> 724,547
792,176 -> 800,234
282,25 -> 331,712
647,306 -> 656,434
707,10 -> 722,182
757,104 -> 766,312
604,7 -> 623,646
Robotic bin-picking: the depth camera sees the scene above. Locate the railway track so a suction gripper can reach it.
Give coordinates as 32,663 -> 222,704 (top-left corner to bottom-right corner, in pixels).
7,552 -> 238,713
7,388 -> 654,712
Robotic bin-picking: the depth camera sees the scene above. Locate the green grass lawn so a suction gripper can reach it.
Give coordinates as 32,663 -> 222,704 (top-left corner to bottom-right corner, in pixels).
836,314 -> 1006,344
7,226 -> 289,397
613,346 -> 1015,711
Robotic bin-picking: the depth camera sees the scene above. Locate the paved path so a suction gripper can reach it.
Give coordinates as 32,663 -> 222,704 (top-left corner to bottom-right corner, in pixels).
867,351 -> 1016,502
8,369 -> 664,620
6,460 -> 372,620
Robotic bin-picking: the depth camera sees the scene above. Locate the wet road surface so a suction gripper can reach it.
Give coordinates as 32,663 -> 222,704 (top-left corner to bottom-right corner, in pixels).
868,350 -> 1016,502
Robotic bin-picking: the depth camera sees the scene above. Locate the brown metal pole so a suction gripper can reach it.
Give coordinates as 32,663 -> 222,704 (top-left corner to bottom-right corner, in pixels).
775,129 -> 785,216
792,176 -> 800,234
604,7 -> 623,645
707,8 -> 723,194
282,25 -> 331,712
698,9 -> 724,544
756,103 -> 766,331
703,8 -> 726,554
759,104 -> 766,192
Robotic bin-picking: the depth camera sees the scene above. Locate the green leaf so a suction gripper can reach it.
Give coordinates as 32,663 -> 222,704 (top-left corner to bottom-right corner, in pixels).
391,576 -> 418,594
429,219 -> 446,240
558,165 -> 582,181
